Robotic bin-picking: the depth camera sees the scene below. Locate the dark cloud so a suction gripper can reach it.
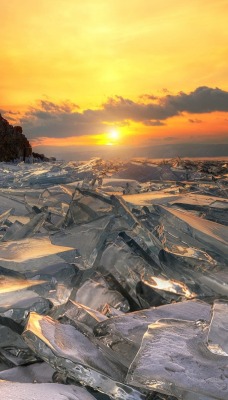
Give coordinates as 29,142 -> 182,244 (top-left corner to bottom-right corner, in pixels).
139,94 -> 158,101
164,86 -> 228,113
8,86 -> 228,139
188,118 -> 202,123
143,120 -> 166,126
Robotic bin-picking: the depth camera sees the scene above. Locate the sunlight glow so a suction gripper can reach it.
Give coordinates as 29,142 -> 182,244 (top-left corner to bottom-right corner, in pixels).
109,129 -> 119,140
106,129 -> 120,145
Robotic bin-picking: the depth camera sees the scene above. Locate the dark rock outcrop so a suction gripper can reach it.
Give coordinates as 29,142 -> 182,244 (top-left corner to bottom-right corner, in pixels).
0,114 -> 32,162
32,152 -> 55,162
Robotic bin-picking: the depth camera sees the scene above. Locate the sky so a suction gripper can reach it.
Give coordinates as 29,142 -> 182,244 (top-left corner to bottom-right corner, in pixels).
0,0 -> 228,159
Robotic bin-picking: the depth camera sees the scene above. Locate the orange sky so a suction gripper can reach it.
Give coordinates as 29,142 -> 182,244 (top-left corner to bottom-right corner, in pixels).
0,0 -> 228,156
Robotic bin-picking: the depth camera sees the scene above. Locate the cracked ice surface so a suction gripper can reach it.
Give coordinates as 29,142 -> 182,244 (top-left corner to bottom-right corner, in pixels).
0,158 -> 227,400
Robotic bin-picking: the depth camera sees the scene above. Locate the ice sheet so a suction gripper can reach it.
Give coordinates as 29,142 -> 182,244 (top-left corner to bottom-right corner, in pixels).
126,319 -> 228,399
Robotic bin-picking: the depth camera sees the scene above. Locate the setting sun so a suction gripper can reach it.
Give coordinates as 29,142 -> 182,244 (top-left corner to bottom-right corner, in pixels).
109,129 -> 119,140
106,129 -> 120,145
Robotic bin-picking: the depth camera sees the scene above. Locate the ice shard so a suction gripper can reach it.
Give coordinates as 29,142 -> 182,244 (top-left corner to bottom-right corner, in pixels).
0,290 -> 51,324
23,312 -> 146,400
0,276 -> 46,294
50,300 -> 108,331
0,362 -> 55,383
51,215 -> 113,269
1,212 -> 48,241
71,274 -> 130,312
64,189 -> 113,226
206,300 -> 228,356
155,205 -> 228,260
126,319 -> 228,399
94,300 -> 211,366
0,237 -> 75,263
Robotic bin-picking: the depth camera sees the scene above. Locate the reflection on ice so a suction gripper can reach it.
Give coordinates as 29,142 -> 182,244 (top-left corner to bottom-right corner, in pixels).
0,237 -> 75,262
0,277 -> 46,294
141,276 -> 195,299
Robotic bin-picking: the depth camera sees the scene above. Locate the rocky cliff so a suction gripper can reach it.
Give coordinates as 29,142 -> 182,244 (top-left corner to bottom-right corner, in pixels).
0,114 -> 32,162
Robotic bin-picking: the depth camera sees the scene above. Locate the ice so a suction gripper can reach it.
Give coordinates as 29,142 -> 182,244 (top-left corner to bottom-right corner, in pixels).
207,300 -> 228,356
0,158 -> 227,400
112,161 -> 185,182
72,275 -> 130,313
0,237 -> 75,263
1,212 -> 48,241
0,192 -> 28,215
23,312 -> 145,400
101,178 -> 141,194
0,290 -> 50,323
50,300 -> 108,331
126,319 -> 228,399
0,347 -> 38,367
94,300 -> 211,366
64,189 -> 113,226
0,381 -> 97,400
0,362 -> 55,383
109,195 -> 162,265
0,209 -> 13,226
156,205 -> 228,259
0,276 -> 47,294
51,215 -> 112,269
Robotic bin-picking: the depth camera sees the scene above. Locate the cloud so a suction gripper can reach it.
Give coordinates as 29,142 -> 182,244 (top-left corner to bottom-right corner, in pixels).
3,86 -> 227,140
188,118 -> 202,123
139,94 -> 158,101
143,120 -> 166,126
101,86 -> 228,122
164,86 -> 228,113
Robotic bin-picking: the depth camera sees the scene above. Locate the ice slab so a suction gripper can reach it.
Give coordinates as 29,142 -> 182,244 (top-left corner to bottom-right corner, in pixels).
0,255 -> 78,306
0,380 -> 97,400
94,300 -> 211,366
111,195 -> 162,259
72,276 -> 130,313
23,313 -> 145,400
0,290 -> 51,323
51,215 -> 112,269
123,192 -> 181,208
51,300 -> 108,331
0,276 -> 46,294
0,237 -> 75,262
126,319 -> 228,399
113,162 -> 185,182
0,209 -> 13,226
1,212 -> 47,241
0,193 -> 28,215
156,205 -> 228,259
0,347 -> 38,367
207,300 -> 228,356
0,362 -> 55,383
65,189 -> 113,226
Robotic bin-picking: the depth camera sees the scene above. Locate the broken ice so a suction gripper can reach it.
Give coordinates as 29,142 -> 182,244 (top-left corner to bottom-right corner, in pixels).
0,157 -> 227,400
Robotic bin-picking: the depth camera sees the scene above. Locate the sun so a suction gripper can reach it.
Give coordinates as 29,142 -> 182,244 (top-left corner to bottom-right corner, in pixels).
106,129 -> 120,145
109,129 -> 119,140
